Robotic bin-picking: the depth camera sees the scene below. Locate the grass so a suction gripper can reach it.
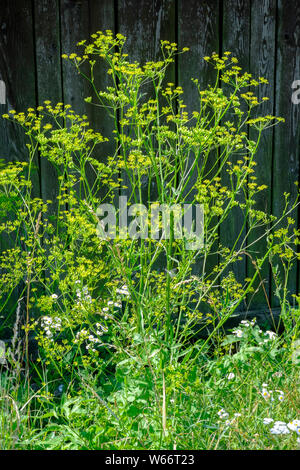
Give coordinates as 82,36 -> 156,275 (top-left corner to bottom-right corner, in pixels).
1,317 -> 299,450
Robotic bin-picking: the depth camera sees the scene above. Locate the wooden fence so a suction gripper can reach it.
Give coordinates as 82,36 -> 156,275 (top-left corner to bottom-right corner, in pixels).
0,0 -> 300,314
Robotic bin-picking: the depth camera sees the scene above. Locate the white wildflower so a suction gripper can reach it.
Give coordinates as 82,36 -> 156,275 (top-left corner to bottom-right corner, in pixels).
217,408 -> 229,419
233,329 -> 243,338
265,330 -> 277,340
270,421 -> 290,435
263,418 -> 274,425
287,420 -> 300,435
262,388 -> 271,400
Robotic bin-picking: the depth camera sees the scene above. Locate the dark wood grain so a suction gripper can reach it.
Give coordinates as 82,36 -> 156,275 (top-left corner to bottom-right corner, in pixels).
272,0 -> 300,306
118,0 -> 176,203
178,0 -> 220,101
60,0 -> 90,116
247,0 -> 276,309
0,0 -> 38,333
34,0 -> 63,208
177,0 -> 220,291
178,0 -> 220,199
220,0 -> 250,290
0,0 -> 38,186
87,0 -> 116,202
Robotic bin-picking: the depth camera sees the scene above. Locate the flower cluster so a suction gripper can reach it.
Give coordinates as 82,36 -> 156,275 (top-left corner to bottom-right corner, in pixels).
240,319 -> 256,327
264,419 -> 300,440
75,282 -> 92,305
261,384 -> 284,402
217,408 -> 229,419
116,284 -> 130,297
233,328 -> 243,338
41,316 -> 62,339
264,330 -> 277,341
74,327 -> 104,352
232,318 -> 257,338
217,409 -> 241,428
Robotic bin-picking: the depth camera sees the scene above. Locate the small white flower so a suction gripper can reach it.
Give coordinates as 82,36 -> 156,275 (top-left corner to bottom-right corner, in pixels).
265,330 -> 277,340
287,420 -> 300,434
227,372 -> 235,380
233,329 -> 243,338
116,287 -> 130,296
270,421 -> 290,435
263,418 -> 274,425
51,294 -> 58,300
217,408 -> 229,419
262,389 -> 271,399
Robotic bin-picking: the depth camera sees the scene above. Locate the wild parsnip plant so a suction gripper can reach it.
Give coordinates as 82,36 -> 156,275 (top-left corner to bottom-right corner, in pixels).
0,31 -> 299,450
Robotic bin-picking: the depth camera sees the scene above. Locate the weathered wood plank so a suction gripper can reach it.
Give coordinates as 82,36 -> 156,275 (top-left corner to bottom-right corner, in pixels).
118,0 -> 176,204
178,0 -> 220,198
272,0 -> 300,306
34,0 -> 63,207
0,0 -> 38,183
0,0 -> 38,334
177,0 -> 220,286
220,0 -> 251,290
178,0 -> 220,105
60,0 -> 117,202
60,0 -> 90,116
60,0 -> 95,203
247,0 -> 276,309
116,0 -> 176,279
118,0 -> 176,77
87,0 -> 116,202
